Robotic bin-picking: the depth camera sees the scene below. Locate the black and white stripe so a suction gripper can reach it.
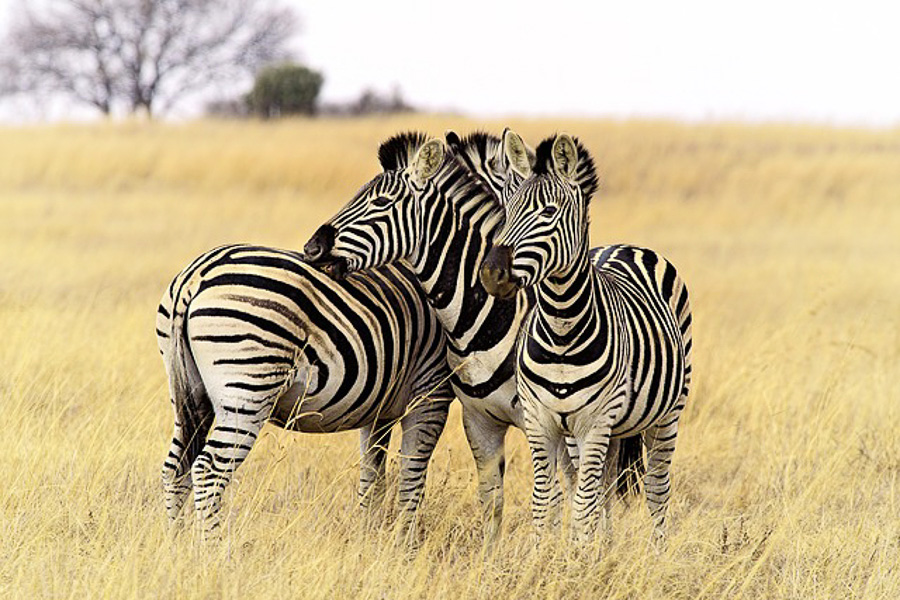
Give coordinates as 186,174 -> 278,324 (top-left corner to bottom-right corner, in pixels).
157,244 -> 453,539
306,131 -> 645,542
481,132 -> 692,542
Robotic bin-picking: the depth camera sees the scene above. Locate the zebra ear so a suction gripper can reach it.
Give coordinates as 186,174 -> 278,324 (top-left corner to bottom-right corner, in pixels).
502,128 -> 533,178
410,139 -> 445,184
444,130 -> 462,150
551,133 -> 578,180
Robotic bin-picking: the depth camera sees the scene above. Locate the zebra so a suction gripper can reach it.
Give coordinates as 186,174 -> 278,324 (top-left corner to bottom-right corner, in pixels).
446,130 -> 644,500
479,131 -> 693,543
303,131 -> 644,543
156,243 -> 454,541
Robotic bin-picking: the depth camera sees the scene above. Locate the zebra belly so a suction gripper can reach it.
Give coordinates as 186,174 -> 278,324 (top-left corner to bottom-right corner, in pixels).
269,377 -> 409,433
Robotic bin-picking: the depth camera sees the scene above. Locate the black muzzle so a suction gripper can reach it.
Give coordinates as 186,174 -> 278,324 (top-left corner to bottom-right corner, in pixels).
303,224 -> 348,280
304,224 -> 336,263
480,245 -> 523,299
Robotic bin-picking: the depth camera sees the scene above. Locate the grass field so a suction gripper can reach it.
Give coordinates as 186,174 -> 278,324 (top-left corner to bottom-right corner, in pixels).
1,116 -> 898,599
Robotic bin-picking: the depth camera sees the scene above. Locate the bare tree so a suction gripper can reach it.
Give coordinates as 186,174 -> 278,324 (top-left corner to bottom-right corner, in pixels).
0,0 -> 298,118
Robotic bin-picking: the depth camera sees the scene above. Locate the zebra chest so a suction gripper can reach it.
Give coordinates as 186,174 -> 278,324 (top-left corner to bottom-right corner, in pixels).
517,337 -> 625,417
444,346 -> 521,426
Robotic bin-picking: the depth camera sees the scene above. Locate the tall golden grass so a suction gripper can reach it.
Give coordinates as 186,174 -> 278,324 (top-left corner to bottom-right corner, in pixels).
1,116 -> 898,599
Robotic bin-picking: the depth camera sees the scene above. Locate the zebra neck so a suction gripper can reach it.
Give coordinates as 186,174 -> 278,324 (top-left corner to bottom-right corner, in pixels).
534,247 -> 609,349
408,162 -> 513,340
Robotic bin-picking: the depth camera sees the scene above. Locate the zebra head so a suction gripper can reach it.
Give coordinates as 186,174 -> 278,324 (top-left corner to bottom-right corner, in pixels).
304,132 -> 446,278
480,131 -> 598,299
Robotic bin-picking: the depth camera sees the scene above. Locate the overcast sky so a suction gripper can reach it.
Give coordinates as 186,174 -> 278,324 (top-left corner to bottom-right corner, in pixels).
2,0 -> 899,125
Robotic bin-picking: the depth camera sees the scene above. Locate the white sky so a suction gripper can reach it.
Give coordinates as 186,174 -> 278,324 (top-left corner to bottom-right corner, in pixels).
2,0 -> 900,125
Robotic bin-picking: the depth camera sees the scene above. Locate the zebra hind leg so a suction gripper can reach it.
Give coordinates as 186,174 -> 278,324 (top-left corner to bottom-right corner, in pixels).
358,420 -> 391,513
161,398 -> 213,530
394,396 -> 451,547
643,408 -> 682,546
191,402 -> 269,542
161,424 -> 193,529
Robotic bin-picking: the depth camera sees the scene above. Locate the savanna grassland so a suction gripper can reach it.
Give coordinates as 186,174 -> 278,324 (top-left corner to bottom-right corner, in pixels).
1,116 -> 898,599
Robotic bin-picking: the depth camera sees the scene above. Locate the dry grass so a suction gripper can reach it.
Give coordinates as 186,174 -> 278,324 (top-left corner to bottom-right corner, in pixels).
1,116 -> 898,599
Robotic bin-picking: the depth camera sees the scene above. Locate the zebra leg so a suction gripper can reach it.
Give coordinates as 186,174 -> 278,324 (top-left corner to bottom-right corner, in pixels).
523,412 -> 563,537
596,436 -> 621,540
358,420 -> 392,511
161,402 -> 213,529
394,397 -> 451,545
161,421 -> 193,526
161,422 -> 196,527
643,409 -> 682,544
462,407 -> 508,546
558,436 -> 579,496
572,423 -> 613,544
191,406 -> 268,541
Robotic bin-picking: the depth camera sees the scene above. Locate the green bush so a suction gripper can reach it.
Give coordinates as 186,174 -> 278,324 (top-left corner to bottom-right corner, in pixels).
247,63 -> 324,118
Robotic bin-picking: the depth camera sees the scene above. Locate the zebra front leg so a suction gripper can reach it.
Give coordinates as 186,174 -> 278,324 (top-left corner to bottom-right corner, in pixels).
523,411 -> 563,539
358,420 -> 392,512
643,409 -> 682,545
462,408 -> 508,547
596,436 -> 621,540
191,408 -> 267,541
558,436 -> 580,496
395,397 -> 451,546
572,423 -> 613,544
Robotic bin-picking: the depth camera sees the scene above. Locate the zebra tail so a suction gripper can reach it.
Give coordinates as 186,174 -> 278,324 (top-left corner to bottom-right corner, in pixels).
169,291 -> 213,481
616,434 -> 645,498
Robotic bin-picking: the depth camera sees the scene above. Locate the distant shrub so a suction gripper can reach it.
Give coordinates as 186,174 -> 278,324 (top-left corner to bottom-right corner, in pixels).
246,63 -> 324,119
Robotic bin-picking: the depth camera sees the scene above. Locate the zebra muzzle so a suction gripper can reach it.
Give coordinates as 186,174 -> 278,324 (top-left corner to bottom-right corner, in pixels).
303,224 -> 336,263
480,245 -> 522,300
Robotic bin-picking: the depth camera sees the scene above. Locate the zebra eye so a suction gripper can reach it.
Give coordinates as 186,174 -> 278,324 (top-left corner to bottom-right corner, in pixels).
541,205 -> 558,217
371,196 -> 393,208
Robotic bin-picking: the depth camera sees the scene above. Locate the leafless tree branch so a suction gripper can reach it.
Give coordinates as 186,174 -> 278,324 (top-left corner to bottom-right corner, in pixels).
0,0 -> 299,117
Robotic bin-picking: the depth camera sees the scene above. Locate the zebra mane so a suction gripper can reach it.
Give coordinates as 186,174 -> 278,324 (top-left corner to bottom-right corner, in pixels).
453,130 -> 501,161
378,129 -> 502,211
448,131 -> 498,166
533,134 -> 599,204
454,132 -> 509,202
378,131 -> 430,171
446,130 -> 504,205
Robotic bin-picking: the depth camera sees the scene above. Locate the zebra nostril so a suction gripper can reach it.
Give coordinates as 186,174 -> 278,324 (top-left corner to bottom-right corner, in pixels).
305,240 -> 322,259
